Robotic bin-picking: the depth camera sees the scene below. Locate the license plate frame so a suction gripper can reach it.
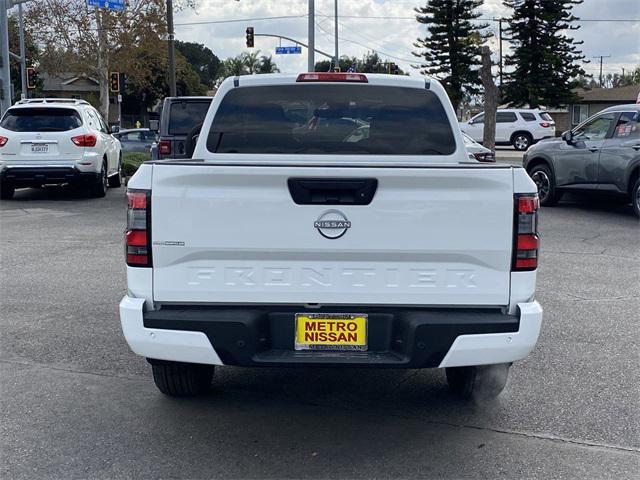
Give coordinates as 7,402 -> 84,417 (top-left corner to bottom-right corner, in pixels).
30,144 -> 49,154
294,313 -> 368,351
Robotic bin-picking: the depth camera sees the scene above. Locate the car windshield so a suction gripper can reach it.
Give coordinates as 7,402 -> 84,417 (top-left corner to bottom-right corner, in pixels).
207,84 -> 456,155
168,101 -> 211,135
0,108 -> 83,132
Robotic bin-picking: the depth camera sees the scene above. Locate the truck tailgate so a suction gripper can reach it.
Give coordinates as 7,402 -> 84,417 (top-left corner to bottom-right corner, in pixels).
151,164 -> 514,306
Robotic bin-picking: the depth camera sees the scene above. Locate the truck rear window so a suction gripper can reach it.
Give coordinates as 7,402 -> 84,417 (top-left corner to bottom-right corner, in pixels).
168,101 -> 211,135
0,108 -> 82,132
206,85 -> 456,155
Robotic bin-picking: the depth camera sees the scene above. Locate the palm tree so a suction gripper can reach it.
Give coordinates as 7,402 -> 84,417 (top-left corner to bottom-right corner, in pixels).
223,56 -> 248,77
257,55 -> 280,74
241,51 -> 261,74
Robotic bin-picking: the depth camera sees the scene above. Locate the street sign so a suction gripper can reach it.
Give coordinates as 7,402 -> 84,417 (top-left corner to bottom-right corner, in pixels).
87,0 -> 125,11
276,46 -> 302,55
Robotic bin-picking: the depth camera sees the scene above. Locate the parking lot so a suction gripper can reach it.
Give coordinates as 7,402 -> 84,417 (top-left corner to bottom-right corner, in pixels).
1,185 -> 638,479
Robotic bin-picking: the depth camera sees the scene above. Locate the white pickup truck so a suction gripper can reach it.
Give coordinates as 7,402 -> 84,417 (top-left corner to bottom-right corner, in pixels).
120,73 -> 543,399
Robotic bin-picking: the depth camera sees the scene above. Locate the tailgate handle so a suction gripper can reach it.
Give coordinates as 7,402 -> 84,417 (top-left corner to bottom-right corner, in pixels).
288,178 -> 378,205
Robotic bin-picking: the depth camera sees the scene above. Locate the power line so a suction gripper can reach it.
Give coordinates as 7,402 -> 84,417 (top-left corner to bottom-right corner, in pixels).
314,20 -> 415,64
316,10 -> 414,61
174,14 -> 307,28
334,14 -> 640,22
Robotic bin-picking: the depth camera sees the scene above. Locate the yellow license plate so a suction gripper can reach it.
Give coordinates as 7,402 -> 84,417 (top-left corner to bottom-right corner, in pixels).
295,313 -> 368,351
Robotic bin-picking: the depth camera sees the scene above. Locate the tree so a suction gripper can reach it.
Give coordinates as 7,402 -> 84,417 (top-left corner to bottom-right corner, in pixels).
257,55 -> 280,74
24,0 -> 201,119
413,0 -> 488,112
7,15 -> 40,99
175,41 -> 222,88
479,46 -> 498,150
220,51 -> 280,78
315,52 -> 406,74
502,0 -> 586,107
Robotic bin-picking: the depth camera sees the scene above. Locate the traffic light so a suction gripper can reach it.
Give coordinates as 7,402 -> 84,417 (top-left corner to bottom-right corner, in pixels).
27,67 -> 38,89
246,26 -> 254,48
109,72 -> 120,93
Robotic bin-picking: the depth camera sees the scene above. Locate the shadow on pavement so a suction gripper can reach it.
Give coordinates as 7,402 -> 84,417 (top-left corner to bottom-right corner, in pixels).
8,185 -> 93,202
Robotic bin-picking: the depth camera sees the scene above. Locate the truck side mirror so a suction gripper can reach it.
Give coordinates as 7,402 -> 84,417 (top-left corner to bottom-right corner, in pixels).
149,119 -> 159,133
561,130 -> 574,144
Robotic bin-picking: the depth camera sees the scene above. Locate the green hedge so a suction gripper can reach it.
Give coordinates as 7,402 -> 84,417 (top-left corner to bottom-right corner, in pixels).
123,152 -> 150,177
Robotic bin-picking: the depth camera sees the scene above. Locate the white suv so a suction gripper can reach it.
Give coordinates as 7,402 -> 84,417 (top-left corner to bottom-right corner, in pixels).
460,108 -> 556,151
0,98 -> 122,199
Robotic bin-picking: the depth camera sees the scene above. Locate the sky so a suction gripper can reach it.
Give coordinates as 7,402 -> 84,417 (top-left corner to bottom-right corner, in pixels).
174,0 -> 640,80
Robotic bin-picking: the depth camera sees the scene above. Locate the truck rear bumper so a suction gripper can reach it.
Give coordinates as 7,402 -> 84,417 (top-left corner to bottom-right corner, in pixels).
119,297 -> 542,368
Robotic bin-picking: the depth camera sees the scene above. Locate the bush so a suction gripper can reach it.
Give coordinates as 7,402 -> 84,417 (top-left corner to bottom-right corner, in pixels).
123,152 -> 150,177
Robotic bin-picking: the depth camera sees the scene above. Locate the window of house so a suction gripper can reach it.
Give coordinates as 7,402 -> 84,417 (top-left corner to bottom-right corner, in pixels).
572,105 -> 589,125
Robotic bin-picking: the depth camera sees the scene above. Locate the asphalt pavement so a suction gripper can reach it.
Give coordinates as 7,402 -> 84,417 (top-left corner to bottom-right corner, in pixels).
1,184 -> 638,479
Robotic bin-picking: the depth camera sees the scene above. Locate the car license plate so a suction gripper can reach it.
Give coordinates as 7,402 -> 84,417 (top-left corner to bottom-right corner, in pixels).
295,313 -> 367,351
31,144 -> 49,154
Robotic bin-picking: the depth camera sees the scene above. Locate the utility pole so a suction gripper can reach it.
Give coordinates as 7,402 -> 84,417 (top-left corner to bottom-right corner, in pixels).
0,0 -> 12,115
593,55 -> 611,88
308,0 -> 315,72
333,0 -> 338,68
498,18 -> 503,85
18,1 -> 25,99
167,0 -> 177,96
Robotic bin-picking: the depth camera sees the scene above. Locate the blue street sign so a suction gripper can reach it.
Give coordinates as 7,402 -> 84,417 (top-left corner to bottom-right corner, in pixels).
276,46 -> 302,55
87,0 -> 125,11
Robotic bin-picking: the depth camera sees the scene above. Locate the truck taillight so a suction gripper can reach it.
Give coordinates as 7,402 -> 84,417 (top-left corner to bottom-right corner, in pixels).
513,193 -> 539,271
158,140 -> 171,155
126,189 -> 152,267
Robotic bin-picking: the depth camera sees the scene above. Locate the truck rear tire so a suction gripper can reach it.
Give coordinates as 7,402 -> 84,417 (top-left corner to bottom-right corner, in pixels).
0,182 -> 15,200
150,360 -> 214,397
445,363 -> 510,399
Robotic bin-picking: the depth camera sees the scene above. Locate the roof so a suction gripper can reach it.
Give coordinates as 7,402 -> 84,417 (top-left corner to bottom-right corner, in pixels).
575,85 -> 640,103
41,72 -> 100,93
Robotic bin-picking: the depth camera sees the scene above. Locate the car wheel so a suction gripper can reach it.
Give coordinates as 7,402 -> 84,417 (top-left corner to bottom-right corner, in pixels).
632,178 -> 640,218
108,156 -> 123,188
529,164 -> 561,206
90,160 -> 108,198
512,132 -> 532,151
0,182 -> 15,200
445,363 -> 510,400
150,360 -> 214,397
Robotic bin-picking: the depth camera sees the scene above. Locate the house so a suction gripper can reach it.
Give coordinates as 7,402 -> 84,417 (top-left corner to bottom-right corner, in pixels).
39,72 -> 119,125
552,85 -> 640,132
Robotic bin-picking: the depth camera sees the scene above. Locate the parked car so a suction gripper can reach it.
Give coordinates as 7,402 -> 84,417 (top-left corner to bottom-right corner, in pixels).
121,72 -> 543,399
462,131 -> 495,162
0,98 -> 122,199
113,128 -> 156,154
150,96 -> 212,160
460,108 -> 556,151
524,104 -> 640,217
